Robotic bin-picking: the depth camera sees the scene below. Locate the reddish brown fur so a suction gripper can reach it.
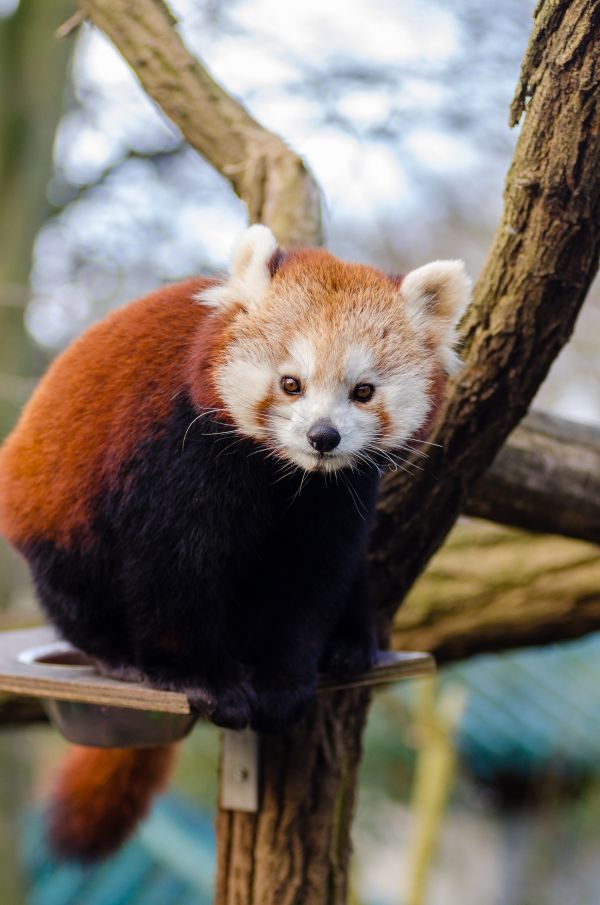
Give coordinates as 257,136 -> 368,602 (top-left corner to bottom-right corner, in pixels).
413,368 -> 448,440
264,248 -> 431,380
374,401 -> 393,439
186,303 -> 242,419
0,278 -> 214,548
253,389 -> 277,429
47,745 -> 176,862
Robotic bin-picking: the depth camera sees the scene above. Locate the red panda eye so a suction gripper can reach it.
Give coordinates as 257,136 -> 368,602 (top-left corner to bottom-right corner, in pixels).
281,376 -> 302,395
352,383 -> 375,403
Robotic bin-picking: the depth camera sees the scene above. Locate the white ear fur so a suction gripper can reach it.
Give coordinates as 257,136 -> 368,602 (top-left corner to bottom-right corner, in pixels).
401,260 -> 471,372
197,224 -> 278,310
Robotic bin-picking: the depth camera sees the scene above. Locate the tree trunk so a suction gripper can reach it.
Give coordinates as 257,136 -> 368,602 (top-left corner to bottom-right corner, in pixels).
0,1 -> 73,285
0,0 -> 73,422
215,690 -> 370,905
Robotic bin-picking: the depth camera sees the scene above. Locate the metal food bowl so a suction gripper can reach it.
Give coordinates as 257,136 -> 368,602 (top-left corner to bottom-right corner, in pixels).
18,641 -> 197,748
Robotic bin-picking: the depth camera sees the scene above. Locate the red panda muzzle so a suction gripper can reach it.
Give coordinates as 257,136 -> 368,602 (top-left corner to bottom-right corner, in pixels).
46,744 -> 176,862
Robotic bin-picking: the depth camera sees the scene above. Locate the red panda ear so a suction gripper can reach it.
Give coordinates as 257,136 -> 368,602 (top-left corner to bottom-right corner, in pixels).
198,225 -> 279,311
400,260 -> 472,373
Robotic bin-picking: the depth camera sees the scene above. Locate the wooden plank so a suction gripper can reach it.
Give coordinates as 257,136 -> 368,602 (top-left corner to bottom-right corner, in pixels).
318,650 -> 434,691
0,626 -> 435,715
0,626 -> 191,714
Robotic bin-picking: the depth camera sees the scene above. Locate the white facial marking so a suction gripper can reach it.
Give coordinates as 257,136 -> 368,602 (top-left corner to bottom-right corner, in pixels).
345,345 -> 375,383
215,357 -> 272,436
196,225 -> 277,311
380,367 -> 431,441
286,337 -> 317,380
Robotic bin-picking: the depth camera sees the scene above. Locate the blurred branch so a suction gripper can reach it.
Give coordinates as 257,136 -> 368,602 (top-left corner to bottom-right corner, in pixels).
0,696 -> 45,726
465,410 -> 600,544
404,677 -> 466,905
56,9 -> 86,39
370,0 -> 600,624
75,0 -> 322,247
393,520 -> 600,663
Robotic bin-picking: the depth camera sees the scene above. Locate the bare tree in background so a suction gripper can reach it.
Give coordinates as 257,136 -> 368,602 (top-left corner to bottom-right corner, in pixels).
6,0 -> 600,902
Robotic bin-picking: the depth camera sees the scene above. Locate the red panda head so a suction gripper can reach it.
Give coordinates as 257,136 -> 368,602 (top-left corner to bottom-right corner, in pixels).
196,225 -> 471,472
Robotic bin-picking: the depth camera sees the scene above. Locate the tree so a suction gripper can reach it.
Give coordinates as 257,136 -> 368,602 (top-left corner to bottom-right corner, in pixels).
11,0 -> 600,901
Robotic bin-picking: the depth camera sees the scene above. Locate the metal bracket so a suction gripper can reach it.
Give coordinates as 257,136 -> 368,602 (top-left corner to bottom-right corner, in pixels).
220,727 -> 260,813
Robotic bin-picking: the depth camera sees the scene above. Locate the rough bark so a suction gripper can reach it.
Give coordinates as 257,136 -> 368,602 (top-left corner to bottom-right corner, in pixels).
74,0 -> 322,248
464,410 -> 600,543
370,0 -> 600,628
215,690 -> 370,905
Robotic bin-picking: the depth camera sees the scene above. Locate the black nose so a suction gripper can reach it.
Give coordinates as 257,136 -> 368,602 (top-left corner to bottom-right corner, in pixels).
307,420 -> 341,453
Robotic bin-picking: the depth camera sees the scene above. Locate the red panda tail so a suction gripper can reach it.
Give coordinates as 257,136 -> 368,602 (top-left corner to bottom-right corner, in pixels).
46,745 -> 177,862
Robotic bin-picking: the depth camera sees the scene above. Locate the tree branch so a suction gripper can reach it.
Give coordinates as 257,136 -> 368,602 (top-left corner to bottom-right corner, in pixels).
464,410 -> 600,544
392,520 -> 600,664
75,0 -> 322,247
0,695 -> 45,726
370,0 -> 600,627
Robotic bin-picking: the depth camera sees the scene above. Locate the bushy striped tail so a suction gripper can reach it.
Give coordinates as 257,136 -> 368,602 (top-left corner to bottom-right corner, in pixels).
46,745 -> 176,862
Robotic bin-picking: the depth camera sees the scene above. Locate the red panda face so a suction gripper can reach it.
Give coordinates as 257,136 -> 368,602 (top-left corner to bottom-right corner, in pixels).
197,226 -> 471,473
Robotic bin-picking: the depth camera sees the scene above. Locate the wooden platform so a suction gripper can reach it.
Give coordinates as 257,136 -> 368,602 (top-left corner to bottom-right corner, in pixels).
0,626 -> 434,713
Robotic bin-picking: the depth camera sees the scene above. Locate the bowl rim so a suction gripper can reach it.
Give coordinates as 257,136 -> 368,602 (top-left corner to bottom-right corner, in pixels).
17,640 -> 94,670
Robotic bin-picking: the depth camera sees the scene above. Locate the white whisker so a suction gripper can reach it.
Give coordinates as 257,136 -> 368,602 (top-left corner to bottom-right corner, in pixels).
181,414 -> 205,452
404,437 -> 444,447
340,472 -> 366,521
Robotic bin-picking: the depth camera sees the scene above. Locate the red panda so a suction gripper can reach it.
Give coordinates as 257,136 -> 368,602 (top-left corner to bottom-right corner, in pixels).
0,225 -> 470,861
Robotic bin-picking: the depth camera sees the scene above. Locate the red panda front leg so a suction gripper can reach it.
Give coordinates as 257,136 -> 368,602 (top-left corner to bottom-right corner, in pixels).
247,570 -> 376,732
319,564 -> 378,678
248,622 -> 322,733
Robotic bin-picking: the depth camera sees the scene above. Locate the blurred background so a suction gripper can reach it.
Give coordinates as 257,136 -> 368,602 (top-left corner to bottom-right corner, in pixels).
1,1 -> 599,903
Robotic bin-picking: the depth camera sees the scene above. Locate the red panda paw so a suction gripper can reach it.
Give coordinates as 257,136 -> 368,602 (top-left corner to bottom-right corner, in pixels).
319,638 -> 377,678
250,676 -> 316,734
186,680 -> 257,731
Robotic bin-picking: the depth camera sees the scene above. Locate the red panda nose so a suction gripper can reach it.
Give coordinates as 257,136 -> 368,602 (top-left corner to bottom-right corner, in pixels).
307,420 -> 341,453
